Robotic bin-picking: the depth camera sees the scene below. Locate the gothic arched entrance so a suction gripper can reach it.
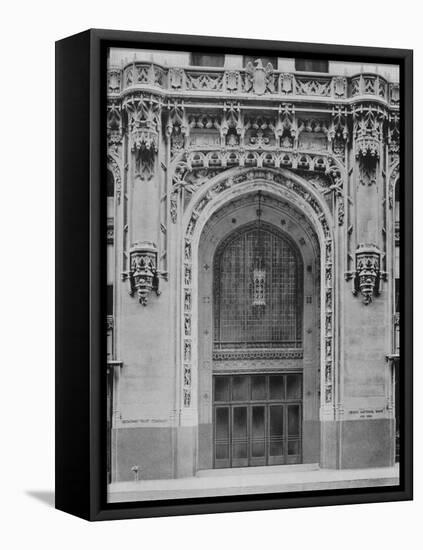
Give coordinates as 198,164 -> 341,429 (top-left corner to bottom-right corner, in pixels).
188,174 -> 326,471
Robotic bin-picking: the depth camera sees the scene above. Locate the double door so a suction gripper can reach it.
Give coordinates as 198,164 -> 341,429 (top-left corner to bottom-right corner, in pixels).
213,373 -> 302,468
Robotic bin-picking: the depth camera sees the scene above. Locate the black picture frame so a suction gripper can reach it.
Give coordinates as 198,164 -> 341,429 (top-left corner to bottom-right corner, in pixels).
55,28 -> 413,521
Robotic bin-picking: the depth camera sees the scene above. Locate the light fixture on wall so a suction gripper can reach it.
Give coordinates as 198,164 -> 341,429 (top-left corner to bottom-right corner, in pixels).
252,191 -> 266,307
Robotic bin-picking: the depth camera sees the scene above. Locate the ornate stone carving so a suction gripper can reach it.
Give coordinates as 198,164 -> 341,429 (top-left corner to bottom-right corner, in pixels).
353,244 -> 381,305
184,314 -> 191,336
108,68 -> 121,94
183,364 -> 191,386
107,155 -> 122,204
295,76 -> 331,97
274,103 -> 297,148
107,100 -> 123,151
388,162 -> 399,209
337,197 -> 345,226
279,73 -> 294,94
353,103 -> 386,160
332,76 -> 347,98
123,93 -> 162,180
183,389 -> 191,407
353,104 -> 387,187
128,241 -> 160,305
169,68 -> 184,89
166,102 -> 189,158
388,112 -> 400,156
328,106 -> 348,161
245,59 -> 275,95
212,349 -> 303,361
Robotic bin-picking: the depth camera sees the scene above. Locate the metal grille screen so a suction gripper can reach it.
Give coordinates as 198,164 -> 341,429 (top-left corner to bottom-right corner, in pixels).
214,224 -> 303,349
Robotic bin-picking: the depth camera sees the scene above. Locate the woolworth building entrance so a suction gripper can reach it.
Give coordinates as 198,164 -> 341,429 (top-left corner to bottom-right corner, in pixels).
196,182 -> 322,471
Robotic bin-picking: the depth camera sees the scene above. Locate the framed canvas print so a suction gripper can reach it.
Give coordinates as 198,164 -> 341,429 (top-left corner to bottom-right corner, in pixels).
55,29 -> 413,521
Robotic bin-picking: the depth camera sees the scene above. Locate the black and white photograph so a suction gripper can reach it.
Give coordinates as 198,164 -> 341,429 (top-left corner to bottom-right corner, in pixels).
2,0 -> 420,544
105,46 -> 403,504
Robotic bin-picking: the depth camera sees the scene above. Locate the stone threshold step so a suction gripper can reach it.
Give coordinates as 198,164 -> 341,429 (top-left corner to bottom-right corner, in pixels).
196,463 -> 320,478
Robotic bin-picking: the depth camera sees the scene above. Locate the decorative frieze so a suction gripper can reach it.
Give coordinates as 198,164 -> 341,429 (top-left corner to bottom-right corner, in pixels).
212,349 -> 303,361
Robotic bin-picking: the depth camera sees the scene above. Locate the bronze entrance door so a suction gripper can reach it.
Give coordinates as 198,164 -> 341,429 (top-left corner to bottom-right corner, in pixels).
213,373 -> 302,468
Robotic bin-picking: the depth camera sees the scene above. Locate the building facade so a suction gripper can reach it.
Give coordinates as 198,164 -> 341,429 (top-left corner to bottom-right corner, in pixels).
106,49 -> 400,484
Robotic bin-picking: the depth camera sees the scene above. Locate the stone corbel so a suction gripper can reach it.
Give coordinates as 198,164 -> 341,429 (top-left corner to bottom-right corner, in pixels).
351,244 -> 382,305
128,241 -> 161,306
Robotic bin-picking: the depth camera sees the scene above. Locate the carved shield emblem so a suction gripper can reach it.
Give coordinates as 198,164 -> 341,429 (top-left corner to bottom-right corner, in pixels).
169,68 -> 183,89
334,77 -> 346,97
226,71 -> 239,91
280,73 -> 292,93
253,66 -> 266,95
390,84 -> 400,103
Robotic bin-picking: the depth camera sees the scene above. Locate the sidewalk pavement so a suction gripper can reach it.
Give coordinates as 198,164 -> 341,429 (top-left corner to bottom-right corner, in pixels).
108,463 -> 400,503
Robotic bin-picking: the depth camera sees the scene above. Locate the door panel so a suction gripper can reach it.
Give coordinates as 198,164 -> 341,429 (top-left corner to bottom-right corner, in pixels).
214,406 -> 230,468
213,374 -> 302,468
286,404 -> 302,464
232,406 -> 249,466
250,405 -> 266,466
268,405 -> 284,465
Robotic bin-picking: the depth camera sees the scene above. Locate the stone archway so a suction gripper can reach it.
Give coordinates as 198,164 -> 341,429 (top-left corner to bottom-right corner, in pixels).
176,166 -> 336,474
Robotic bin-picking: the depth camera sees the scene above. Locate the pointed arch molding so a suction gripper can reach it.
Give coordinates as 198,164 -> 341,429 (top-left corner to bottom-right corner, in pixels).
107,153 -> 122,204
169,148 -> 346,225
178,166 -> 337,424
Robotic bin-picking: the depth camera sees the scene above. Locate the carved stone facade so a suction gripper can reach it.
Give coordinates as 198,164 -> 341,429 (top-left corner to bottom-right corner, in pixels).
106,50 -> 400,487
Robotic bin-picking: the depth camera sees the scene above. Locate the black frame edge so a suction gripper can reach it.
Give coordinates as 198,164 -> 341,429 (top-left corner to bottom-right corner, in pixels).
55,29 -> 92,520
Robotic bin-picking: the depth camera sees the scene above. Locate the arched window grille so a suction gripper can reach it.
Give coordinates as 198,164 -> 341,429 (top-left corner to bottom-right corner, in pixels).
213,223 -> 303,350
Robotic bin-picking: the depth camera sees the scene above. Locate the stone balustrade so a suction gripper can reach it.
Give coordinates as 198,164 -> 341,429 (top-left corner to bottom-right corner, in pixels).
108,62 -> 399,105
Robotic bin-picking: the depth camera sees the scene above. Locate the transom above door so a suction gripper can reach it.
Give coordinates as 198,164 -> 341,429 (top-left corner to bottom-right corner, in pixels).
213,373 -> 302,468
